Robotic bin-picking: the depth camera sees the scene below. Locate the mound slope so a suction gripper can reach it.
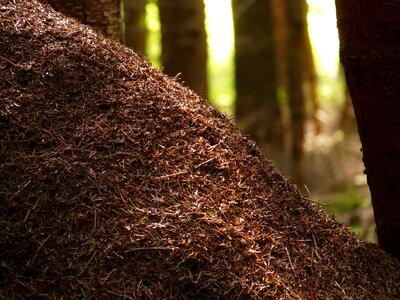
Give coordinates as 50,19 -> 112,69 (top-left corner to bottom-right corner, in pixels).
1,0 -> 399,298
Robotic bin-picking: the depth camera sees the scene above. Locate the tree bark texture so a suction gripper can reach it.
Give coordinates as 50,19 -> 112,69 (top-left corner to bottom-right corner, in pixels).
158,0 -> 208,98
336,0 -> 400,260
123,0 -> 147,54
232,0 -> 281,148
46,0 -> 123,41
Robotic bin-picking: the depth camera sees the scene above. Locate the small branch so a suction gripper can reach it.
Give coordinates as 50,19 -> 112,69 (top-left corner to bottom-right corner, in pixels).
154,171 -> 188,180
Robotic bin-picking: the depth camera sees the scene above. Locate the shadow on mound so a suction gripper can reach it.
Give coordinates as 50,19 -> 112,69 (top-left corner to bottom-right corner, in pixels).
0,0 -> 399,299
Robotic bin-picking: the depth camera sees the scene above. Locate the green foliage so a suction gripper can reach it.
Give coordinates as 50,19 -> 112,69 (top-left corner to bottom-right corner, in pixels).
317,72 -> 346,108
207,57 -> 235,114
145,2 -> 161,68
324,189 -> 367,215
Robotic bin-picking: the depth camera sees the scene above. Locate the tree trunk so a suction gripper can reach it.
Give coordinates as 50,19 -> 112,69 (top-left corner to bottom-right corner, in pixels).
284,0 -> 308,185
123,0 -> 147,54
339,69 -> 357,135
304,27 -> 321,135
45,0 -> 123,41
336,0 -> 400,261
232,0 -> 282,149
158,0 -> 208,98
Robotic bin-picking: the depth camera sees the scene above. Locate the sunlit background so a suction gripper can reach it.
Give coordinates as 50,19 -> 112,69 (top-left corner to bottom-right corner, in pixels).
146,0 -> 341,110
143,0 -> 374,242
207,0 -> 340,112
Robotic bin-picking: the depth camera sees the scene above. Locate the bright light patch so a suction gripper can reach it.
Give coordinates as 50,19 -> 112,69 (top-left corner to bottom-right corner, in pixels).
205,0 -> 339,78
204,0 -> 234,63
307,0 -> 340,77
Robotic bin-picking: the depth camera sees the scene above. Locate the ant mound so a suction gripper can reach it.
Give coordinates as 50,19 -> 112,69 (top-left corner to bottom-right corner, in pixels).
1,0 -> 399,299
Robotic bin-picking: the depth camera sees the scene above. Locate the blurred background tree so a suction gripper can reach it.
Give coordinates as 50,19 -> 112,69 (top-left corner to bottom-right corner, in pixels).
123,0 -> 147,54
231,0 -> 282,156
46,0 -> 123,41
46,0 -> 375,243
158,0 -> 208,98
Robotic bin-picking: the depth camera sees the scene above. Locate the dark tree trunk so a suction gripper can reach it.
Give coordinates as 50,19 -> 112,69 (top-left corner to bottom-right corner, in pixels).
336,0 -> 400,261
158,0 -> 208,98
123,0 -> 147,54
232,0 -> 282,149
46,0 -> 123,41
339,70 -> 357,135
284,0 -> 308,185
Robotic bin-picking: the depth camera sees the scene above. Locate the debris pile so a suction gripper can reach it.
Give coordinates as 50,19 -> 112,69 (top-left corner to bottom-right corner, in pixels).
1,0 -> 399,298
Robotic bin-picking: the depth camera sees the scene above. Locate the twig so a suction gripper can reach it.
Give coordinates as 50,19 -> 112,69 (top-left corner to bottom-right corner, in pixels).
154,171 -> 187,180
